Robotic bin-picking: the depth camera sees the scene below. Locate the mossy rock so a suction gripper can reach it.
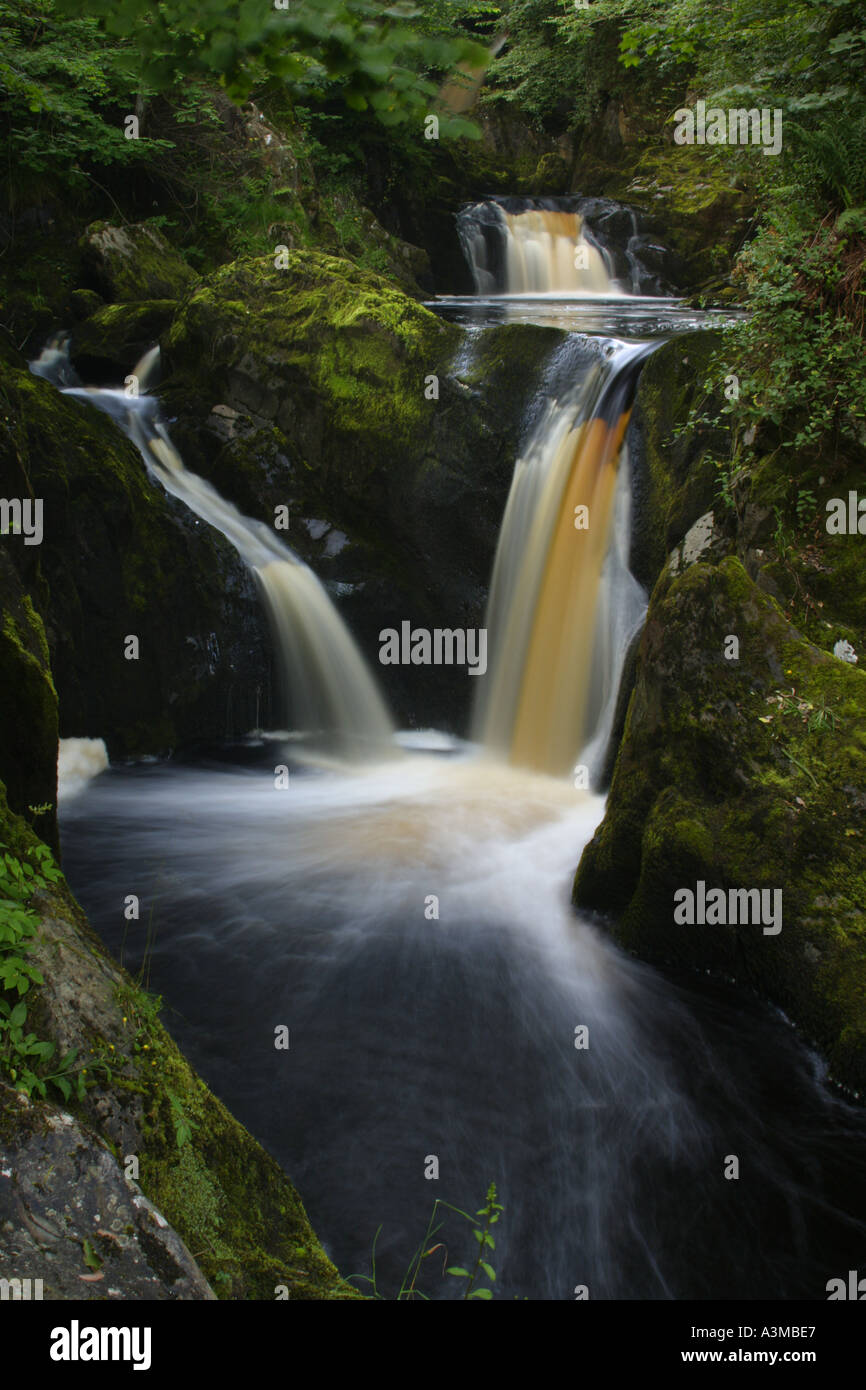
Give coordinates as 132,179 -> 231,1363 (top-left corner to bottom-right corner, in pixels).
70,300 -> 177,379
575,554 -> 866,1090
629,330 -> 728,589
532,152 -> 571,195
612,145 -> 754,286
80,222 -> 197,304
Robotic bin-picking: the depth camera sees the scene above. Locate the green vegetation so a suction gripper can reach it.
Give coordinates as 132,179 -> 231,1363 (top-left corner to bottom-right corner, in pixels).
54,0 -> 489,126
349,1181 -> 502,1300
0,840 -> 85,1102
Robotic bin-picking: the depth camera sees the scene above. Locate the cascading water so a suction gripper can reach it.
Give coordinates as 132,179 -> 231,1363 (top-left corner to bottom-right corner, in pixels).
473,338 -> 651,778
31,340 -> 394,759
54,204 -> 866,1302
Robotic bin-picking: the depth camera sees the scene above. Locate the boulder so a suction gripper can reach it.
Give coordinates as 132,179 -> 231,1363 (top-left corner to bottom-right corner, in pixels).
79,222 -> 196,304
575,553 -> 866,1091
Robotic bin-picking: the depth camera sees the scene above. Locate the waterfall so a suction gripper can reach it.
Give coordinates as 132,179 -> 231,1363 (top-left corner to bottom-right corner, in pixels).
457,196 -> 680,298
473,340 -> 651,780
30,341 -> 394,758
501,208 -> 614,294
459,202 -> 615,295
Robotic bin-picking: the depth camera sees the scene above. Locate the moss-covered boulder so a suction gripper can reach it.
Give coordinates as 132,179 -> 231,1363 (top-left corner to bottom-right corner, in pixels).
0,351 -> 271,760
69,300 -> 177,380
575,552 -> 866,1090
161,251 -> 562,730
80,222 -> 197,304
0,791 -> 355,1299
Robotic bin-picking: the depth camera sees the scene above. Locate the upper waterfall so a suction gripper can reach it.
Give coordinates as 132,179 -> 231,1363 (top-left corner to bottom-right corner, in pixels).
457,196 -> 681,298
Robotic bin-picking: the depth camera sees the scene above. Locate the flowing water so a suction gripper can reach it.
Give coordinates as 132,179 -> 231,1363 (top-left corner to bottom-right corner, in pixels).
46,207 -> 866,1300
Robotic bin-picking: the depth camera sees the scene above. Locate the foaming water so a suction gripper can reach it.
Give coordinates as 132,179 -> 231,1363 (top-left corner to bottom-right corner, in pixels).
61,749 -> 866,1301
57,736 -> 109,801
459,202 -> 618,295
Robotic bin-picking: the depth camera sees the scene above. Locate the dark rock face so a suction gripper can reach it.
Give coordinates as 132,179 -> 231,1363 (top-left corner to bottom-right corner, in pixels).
160,251 -> 562,732
69,301 -> 178,382
0,1086 -> 215,1301
627,330 -> 727,590
575,552 -> 866,1090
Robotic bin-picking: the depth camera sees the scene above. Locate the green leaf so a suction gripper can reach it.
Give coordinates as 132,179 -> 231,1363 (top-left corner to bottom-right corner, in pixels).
480,1262 -> 496,1281
82,1238 -> 102,1271
446,1266 -> 470,1277
467,1287 -> 493,1299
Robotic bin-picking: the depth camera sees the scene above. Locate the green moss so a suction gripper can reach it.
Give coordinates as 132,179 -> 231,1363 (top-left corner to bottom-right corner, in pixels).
128,1002 -> 359,1299
630,331 -> 727,588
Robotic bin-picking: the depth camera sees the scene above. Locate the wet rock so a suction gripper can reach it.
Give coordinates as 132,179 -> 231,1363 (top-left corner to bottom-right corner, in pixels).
69,301 -> 177,380
0,1086 -> 215,1300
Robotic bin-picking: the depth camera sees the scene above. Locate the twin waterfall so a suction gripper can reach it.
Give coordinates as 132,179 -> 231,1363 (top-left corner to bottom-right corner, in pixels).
35,206 -> 651,781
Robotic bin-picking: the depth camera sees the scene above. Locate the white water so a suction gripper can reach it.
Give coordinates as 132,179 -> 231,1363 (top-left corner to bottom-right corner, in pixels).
57,736 -> 109,801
